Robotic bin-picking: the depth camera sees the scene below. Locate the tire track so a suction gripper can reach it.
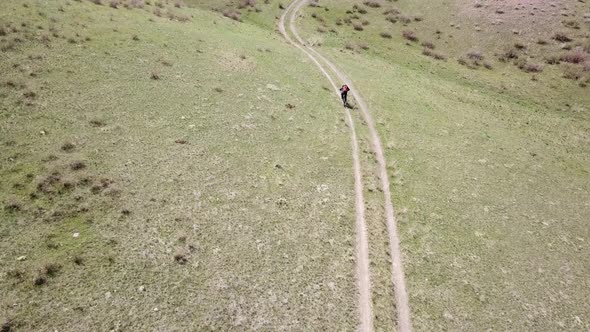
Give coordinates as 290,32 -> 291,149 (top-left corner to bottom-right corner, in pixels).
281,1 -> 413,331
278,3 -> 374,332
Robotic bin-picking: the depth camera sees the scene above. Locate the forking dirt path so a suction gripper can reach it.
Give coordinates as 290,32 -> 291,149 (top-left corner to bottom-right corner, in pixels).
279,1 -> 412,331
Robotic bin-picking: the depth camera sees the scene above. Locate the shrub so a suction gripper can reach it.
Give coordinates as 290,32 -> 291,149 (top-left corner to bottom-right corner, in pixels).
4,200 -> 21,212
2,320 -> 12,332
353,23 -> 364,31
344,43 -> 355,50
73,256 -> 84,265
467,50 -> 483,61
89,0 -> 102,5
358,43 -> 369,50
150,71 -> 160,80
70,161 -> 86,170
222,9 -> 241,21
483,61 -> 493,70
421,41 -> 434,49
61,142 -> 75,152
414,16 -> 423,22
238,0 -> 256,8
383,9 -> 400,15
335,18 -> 342,25
514,42 -> 526,50
553,32 -> 572,42
422,48 -> 446,60
499,48 -> 519,62
34,276 -> 47,286
109,0 -> 119,8
358,8 -> 367,14
363,1 -> 381,8
174,252 -> 188,264
521,62 -> 543,73
536,39 -> 548,45
129,0 -> 144,8
402,30 -> 418,41
385,15 -> 397,23
399,15 -> 412,24
43,263 -> 62,277
380,31 -> 392,38
545,55 -> 561,64
563,20 -> 580,29
563,66 -> 582,80
560,49 -> 587,64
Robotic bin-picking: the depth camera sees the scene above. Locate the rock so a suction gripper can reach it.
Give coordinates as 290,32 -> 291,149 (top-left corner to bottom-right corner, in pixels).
138,286 -> 145,292
266,83 -> 280,91
73,232 -> 80,238
105,292 -> 112,299
16,256 -> 27,261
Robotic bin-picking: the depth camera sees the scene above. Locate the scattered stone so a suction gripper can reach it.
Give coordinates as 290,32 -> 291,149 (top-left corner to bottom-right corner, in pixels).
105,291 -> 112,299
266,83 -> 280,91
138,285 -> 145,292
16,256 -> 26,261
73,232 -> 80,238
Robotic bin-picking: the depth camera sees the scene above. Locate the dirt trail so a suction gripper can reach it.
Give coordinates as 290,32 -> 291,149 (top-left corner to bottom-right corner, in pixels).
281,1 -> 413,331
279,3 -> 374,332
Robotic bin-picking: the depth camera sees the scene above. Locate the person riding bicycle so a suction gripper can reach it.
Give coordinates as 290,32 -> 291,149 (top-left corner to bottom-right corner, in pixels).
340,84 -> 350,107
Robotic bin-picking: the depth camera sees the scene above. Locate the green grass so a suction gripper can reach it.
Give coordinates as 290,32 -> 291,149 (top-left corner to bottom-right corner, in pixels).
1,1 -> 359,330
1,0 -> 589,330
296,0 -> 590,330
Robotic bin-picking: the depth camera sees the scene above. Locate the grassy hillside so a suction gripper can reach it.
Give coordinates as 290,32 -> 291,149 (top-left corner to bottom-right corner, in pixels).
296,0 -> 590,330
2,0 -> 589,331
0,1 -> 361,330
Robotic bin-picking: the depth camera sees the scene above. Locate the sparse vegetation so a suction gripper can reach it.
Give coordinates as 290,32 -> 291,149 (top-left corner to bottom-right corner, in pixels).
363,1 -> 381,8
402,30 -> 417,41
61,142 -> 75,152
421,41 -> 434,49
560,49 -> 587,64
1,1 -> 589,332
70,161 -> 87,170
422,48 -> 446,60
379,31 -> 391,39
553,32 -> 572,42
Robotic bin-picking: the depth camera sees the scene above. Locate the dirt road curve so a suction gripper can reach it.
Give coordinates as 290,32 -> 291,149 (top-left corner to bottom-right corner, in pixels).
279,1 -> 412,331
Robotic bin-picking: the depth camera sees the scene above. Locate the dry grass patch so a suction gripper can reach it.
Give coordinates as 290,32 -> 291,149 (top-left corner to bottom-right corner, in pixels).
560,49 -> 587,64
